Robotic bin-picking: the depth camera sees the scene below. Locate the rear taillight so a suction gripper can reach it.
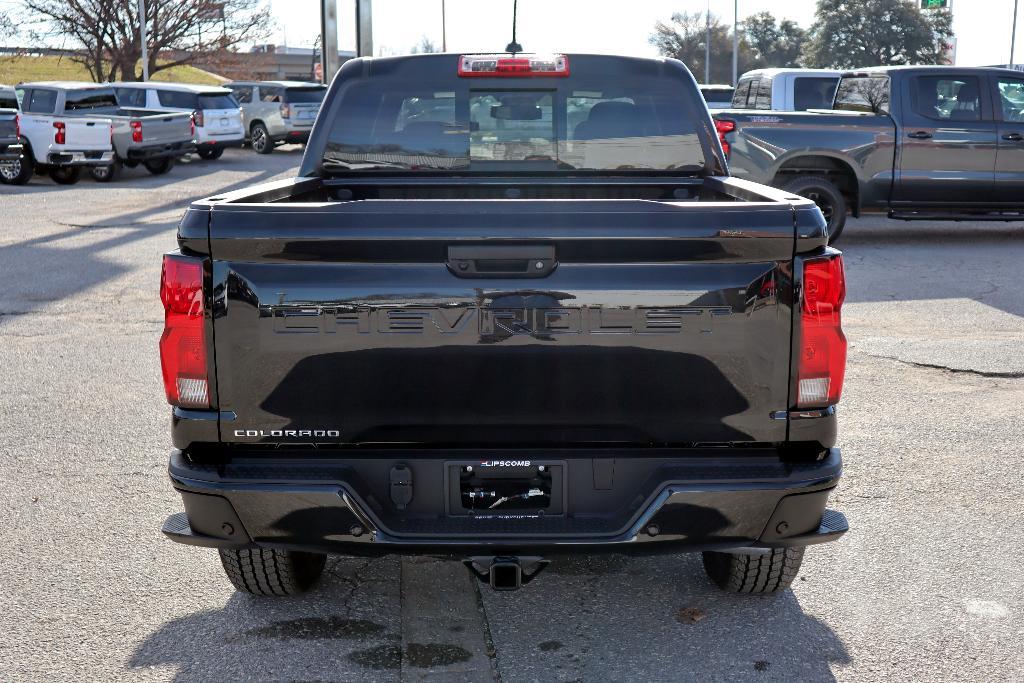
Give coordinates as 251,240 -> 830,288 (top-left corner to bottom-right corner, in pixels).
53,121 -> 66,145
714,118 -> 735,157
159,254 -> 209,408
193,109 -> 204,128
279,103 -> 291,119
797,254 -> 847,409
131,120 -> 143,143
458,53 -> 570,77
15,113 -> 20,139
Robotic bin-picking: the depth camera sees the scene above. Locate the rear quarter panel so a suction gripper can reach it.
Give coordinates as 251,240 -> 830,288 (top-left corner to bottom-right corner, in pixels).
717,110 -> 897,208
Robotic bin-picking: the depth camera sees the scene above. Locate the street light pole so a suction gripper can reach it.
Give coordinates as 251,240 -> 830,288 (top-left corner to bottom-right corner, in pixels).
138,0 -> 149,81
1012,0 -> 1020,68
442,0 -> 447,52
732,0 -> 738,86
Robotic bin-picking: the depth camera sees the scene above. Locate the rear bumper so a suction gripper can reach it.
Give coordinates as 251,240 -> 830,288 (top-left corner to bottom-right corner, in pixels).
163,448 -> 847,556
195,136 -> 244,150
0,143 -> 22,163
273,128 -> 311,144
46,150 -> 114,166
126,140 -> 194,161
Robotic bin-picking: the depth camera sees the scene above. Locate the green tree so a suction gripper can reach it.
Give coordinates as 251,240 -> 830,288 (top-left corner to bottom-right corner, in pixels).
744,12 -> 807,68
803,0 -> 954,68
649,11 -> 759,84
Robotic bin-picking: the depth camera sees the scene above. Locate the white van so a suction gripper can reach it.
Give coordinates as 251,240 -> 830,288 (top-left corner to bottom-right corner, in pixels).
113,82 -> 244,159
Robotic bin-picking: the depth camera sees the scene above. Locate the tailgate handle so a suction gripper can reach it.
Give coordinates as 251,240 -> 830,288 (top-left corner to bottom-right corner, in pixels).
447,245 -> 556,278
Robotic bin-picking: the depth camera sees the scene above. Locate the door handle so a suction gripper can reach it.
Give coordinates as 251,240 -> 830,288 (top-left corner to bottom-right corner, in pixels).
907,131 -> 933,139
1002,133 -> 1024,142
447,245 -> 556,278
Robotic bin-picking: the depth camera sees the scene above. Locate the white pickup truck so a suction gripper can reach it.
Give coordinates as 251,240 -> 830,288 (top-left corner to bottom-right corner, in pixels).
7,83 -> 114,184
17,82 -> 195,183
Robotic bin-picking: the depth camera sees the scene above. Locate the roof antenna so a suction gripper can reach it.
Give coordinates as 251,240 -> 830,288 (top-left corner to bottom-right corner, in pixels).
505,0 -> 523,54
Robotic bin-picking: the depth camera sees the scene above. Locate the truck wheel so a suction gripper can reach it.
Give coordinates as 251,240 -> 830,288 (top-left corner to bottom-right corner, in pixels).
143,157 -> 175,175
218,548 -> 326,596
780,176 -> 847,244
701,547 -> 805,594
89,160 -> 121,183
197,146 -> 224,160
0,154 -> 33,185
48,166 -> 81,185
250,123 -> 273,154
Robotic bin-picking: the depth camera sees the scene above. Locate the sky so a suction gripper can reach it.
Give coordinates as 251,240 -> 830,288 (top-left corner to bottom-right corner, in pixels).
268,0 -> 1024,67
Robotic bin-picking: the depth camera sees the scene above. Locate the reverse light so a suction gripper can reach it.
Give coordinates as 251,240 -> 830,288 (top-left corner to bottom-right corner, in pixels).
458,53 -> 569,77
53,121 -> 66,145
193,109 -> 204,128
280,103 -> 291,119
714,118 -> 735,157
797,254 -> 847,408
159,254 -> 209,408
131,120 -> 143,143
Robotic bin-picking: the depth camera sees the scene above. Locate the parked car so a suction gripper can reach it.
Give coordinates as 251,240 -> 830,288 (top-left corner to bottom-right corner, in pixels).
715,66 -> 1024,241
225,80 -> 327,153
113,82 -> 244,160
17,82 -> 195,183
699,84 -> 735,109
9,82 -> 115,185
0,85 -> 27,185
160,53 -> 848,596
730,68 -> 842,111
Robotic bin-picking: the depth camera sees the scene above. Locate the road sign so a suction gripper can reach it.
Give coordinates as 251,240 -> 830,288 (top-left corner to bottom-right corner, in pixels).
921,0 -> 948,8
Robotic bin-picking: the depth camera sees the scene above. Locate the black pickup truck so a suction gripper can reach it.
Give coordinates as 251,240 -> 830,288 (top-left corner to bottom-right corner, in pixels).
714,66 -> 1024,241
160,53 -> 849,595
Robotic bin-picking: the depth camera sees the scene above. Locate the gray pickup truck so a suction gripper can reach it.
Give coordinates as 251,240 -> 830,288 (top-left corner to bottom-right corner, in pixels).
0,87 -> 25,184
17,82 -> 195,182
714,66 -> 1024,241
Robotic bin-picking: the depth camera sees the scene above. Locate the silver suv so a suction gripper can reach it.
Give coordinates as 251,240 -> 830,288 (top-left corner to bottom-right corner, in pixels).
225,81 -> 327,154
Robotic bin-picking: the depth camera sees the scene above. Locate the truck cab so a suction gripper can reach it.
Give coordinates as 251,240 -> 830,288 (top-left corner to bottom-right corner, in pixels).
731,68 -> 842,112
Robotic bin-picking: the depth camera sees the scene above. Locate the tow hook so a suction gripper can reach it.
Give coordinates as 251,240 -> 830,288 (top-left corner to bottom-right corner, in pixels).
463,556 -> 550,591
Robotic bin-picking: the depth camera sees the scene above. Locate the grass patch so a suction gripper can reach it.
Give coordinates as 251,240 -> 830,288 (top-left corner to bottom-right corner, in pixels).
0,55 -> 223,86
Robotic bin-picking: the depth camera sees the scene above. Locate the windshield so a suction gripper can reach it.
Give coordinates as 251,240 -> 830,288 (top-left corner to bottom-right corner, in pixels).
285,87 -> 326,104
66,88 -> 119,111
198,93 -> 239,109
321,77 -> 706,173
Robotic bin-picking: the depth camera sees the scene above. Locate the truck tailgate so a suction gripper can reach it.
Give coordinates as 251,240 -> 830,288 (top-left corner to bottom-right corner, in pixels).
134,111 -> 193,144
65,117 -> 111,149
203,196 -> 798,447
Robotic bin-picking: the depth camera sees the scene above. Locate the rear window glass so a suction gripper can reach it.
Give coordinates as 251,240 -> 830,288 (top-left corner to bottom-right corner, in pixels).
700,87 -> 733,105
731,79 -> 753,108
834,76 -> 890,114
753,78 -> 772,109
322,80 -> 706,173
793,77 -> 839,111
285,87 -> 327,104
66,88 -> 119,111
115,88 -> 148,107
0,91 -> 17,109
156,90 -> 199,109
198,93 -> 238,109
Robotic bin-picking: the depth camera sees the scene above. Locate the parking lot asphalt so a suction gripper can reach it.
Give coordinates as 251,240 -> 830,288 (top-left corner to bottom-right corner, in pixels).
1,149 -> 1022,682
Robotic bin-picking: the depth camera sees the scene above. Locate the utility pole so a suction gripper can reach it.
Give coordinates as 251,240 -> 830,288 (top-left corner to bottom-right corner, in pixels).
356,0 -> 374,57
320,0 -> 339,83
138,0 -> 149,81
732,0 -> 739,86
442,0 -> 447,52
704,2 -> 710,84
1012,0 -> 1020,68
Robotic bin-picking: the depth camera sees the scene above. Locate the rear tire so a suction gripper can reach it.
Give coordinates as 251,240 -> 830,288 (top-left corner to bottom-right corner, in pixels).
218,548 -> 326,596
250,123 -> 273,154
89,160 -> 121,182
0,152 -> 33,185
701,547 -> 805,594
779,175 -> 847,244
143,157 -> 175,175
48,166 -> 81,185
197,146 -> 224,160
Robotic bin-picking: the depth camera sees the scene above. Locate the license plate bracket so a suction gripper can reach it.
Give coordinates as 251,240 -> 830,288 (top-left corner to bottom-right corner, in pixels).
446,460 -> 565,517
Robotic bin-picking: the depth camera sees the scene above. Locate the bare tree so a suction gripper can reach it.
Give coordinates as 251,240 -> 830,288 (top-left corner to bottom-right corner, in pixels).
24,0 -> 272,81
409,35 -> 439,55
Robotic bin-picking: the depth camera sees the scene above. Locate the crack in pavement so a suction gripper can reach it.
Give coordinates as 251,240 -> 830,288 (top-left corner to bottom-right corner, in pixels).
865,353 -> 1024,379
